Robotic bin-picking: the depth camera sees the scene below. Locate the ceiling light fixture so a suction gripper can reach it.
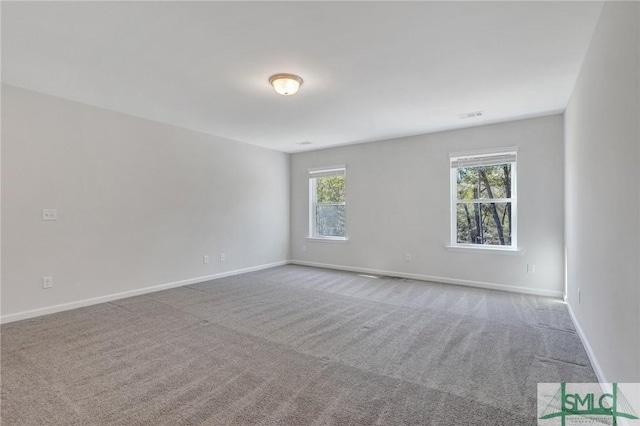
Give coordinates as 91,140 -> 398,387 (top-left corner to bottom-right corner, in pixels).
269,73 -> 303,96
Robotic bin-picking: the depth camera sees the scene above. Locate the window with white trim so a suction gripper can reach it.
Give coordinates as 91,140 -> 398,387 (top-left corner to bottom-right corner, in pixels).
450,150 -> 517,248
309,167 -> 346,239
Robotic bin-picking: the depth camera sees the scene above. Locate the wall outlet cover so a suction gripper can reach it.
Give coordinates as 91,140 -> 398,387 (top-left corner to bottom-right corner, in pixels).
42,209 -> 58,221
42,276 -> 53,289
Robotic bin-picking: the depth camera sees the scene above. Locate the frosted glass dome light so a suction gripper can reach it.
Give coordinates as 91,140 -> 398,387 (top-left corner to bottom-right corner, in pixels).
269,73 -> 303,96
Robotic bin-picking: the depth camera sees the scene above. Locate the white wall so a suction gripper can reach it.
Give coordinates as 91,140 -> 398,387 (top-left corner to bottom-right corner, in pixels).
565,2 -> 640,382
1,84 -> 290,321
291,115 -> 565,296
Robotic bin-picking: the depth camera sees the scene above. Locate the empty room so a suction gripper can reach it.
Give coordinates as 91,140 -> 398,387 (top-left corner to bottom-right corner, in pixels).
1,1 -> 639,425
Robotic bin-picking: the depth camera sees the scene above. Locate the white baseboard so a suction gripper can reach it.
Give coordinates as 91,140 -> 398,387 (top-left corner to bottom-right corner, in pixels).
566,301 -> 608,384
0,259 -> 564,324
289,260 -> 564,298
564,304 -> 636,425
0,261 -> 287,324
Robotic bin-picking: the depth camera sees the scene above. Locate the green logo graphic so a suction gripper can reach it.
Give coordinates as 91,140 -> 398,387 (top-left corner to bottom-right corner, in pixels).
539,383 -> 639,425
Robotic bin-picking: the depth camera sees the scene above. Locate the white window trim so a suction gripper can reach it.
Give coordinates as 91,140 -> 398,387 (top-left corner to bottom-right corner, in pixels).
309,166 -> 348,241
306,236 -> 349,243
445,245 -> 523,255
449,149 -> 519,252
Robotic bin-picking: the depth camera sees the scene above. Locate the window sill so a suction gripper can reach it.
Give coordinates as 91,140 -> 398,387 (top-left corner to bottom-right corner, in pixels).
306,237 -> 349,243
445,245 -> 523,255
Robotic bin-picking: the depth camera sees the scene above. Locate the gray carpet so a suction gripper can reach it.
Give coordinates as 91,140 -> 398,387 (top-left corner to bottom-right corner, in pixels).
1,265 -> 596,425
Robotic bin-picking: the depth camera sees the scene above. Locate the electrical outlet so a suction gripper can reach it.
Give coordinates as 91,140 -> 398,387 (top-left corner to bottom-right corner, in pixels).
42,276 -> 53,289
42,209 -> 57,221
220,253 -> 225,262
203,255 -> 209,264
404,253 -> 411,262
527,264 -> 536,274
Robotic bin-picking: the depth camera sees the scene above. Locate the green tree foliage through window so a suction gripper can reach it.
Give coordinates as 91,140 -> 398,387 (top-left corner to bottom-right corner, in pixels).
454,159 -> 515,246
310,171 -> 346,238
316,175 -> 345,203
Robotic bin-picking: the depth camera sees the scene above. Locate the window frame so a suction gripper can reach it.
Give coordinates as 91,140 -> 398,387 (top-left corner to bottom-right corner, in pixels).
449,149 -> 518,252
308,166 -> 348,241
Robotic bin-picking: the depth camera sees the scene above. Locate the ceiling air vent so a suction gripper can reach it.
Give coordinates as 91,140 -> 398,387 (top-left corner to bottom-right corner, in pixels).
458,111 -> 484,119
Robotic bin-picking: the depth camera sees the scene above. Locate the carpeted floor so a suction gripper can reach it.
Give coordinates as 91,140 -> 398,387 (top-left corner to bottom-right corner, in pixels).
1,265 -> 596,425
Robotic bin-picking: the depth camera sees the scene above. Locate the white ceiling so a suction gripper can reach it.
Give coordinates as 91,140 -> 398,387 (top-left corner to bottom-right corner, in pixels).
2,1 -> 603,153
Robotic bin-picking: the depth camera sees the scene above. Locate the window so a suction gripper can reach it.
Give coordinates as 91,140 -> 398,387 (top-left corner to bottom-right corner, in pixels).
309,167 -> 347,240
450,150 -> 517,249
